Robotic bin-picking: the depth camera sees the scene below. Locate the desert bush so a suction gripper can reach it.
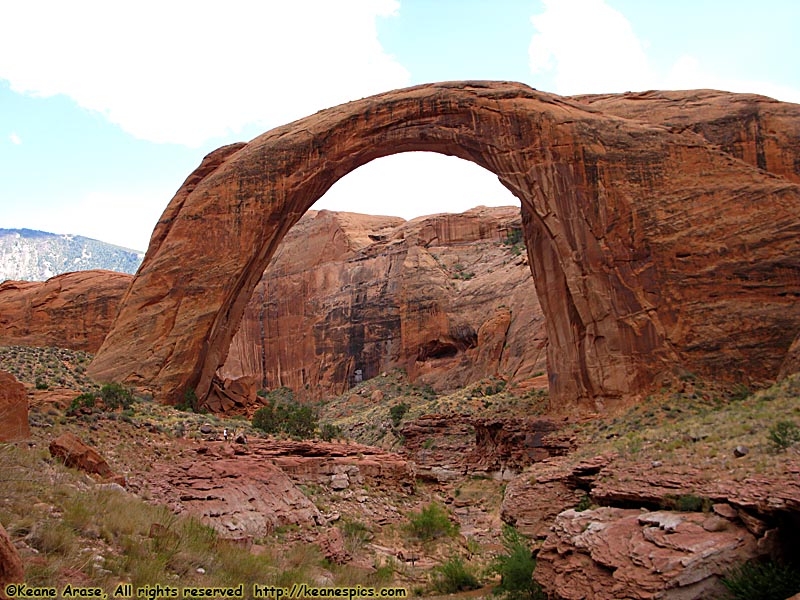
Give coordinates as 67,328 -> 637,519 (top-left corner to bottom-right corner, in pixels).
252,388 -> 317,438
389,402 -> 409,427
490,525 -> 545,600
405,502 -> 457,541
67,392 -> 97,415
721,559 -> 800,600
663,493 -> 711,513
768,420 -> 800,452
431,556 -> 480,594
176,388 -> 201,412
100,382 -> 135,409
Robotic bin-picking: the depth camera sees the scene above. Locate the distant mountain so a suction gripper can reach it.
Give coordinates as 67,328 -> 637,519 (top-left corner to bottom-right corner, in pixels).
0,228 -> 144,282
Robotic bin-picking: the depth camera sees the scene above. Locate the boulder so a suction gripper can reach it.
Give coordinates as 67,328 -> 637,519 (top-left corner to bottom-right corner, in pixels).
0,522 -> 23,592
535,507 -> 762,600
0,371 -> 29,442
49,432 -> 120,482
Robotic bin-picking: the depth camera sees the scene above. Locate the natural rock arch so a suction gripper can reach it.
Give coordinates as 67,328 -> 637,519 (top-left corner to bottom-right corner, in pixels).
88,81 -> 800,411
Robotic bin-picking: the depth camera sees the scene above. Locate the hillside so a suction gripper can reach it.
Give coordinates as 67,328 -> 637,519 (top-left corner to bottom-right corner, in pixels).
0,228 -> 144,282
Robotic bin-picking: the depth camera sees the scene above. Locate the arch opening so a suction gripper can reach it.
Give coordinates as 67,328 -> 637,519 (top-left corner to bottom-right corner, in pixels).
216,151 -> 547,403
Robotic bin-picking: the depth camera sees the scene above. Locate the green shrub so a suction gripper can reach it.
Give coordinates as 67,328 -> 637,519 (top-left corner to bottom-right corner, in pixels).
768,420 -> 800,452
251,388 -> 317,438
389,402 -> 409,427
431,556 -> 480,594
406,503 -> 457,541
665,493 -> 710,512
176,388 -> 200,412
575,494 -> 592,512
67,392 -> 97,415
100,382 -> 135,410
490,525 -> 545,600
722,559 -> 800,600
35,378 -> 48,390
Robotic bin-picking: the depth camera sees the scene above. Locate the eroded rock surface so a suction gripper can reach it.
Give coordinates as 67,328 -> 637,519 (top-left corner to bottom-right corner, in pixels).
535,507 -> 762,600
401,414 -> 571,482
0,522 -> 23,592
0,271 -> 132,352
0,371 -> 29,442
148,440 -> 414,538
87,82 -> 800,411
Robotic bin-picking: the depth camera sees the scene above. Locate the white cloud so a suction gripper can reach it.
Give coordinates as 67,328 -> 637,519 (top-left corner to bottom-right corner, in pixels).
0,0 -> 410,146
528,0 -> 800,103
9,132 -> 21,144
315,152 -> 519,218
529,0 -> 656,95
19,188 -> 171,251
667,55 -> 800,104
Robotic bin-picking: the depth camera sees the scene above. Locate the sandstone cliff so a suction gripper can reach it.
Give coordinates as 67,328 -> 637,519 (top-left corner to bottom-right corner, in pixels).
0,270 -> 132,353
219,206 -> 546,398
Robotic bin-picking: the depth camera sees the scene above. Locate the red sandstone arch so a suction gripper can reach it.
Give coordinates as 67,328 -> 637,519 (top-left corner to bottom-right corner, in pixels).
88,82 -> 800,411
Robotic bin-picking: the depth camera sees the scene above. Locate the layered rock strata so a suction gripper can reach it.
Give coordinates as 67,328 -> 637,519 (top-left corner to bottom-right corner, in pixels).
0,271 -> 132,352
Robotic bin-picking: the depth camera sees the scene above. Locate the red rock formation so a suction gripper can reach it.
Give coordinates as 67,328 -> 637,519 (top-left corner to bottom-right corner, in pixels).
535,507 -> 763,600
0,523 -> 23,594
0,270 -> 132,352
88,82 -> 800,412
400,414 -> 571,481
0,371 -> 29,442
149,448 -> 321,538
147,439 -> 414,537
572,89 -> 800,184
219,207 -> 546,399
49,432 -> 122,482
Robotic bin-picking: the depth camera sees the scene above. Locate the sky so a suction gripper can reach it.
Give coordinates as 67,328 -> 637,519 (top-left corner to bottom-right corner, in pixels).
1,0 -> 798,251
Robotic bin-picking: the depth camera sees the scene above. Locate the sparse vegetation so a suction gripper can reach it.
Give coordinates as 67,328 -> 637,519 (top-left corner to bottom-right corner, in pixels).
252,387 -> 317,438
721,559 -> 800,600
405,502 -> 457,541
490,525 -> 545,600
767,420 -> 800,452
430,556 -> 480,594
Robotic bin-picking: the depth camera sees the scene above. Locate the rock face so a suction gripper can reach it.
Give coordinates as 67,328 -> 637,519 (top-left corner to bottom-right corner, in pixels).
148,440 -> 414,537
88,82 -> 800,411
0,522 -> 23,592
502,449 -> 800,599
49,432 -> 121,482
0,270 -> 132,352
535,507 -> 762,600
219,207 -> 546,399
0,371 -> 29,442
400,414 -> 572,481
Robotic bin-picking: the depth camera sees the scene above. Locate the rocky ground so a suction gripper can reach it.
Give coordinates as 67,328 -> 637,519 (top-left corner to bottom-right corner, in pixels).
2,346 -> 800,599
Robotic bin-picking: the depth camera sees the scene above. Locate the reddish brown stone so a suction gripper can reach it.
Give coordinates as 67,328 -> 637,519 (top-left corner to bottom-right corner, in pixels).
535,507 -> 763,600
0,522 -> 23,594
219,207 -> 545,399
87,82 -> 800,411
0,371 -> 29,442
49,432 -> 119,480
0,270 -> 132,352
147,439 -> 414,537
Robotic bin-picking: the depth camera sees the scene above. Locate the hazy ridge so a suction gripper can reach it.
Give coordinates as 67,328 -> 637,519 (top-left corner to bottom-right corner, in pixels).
0,228 -> 144,282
